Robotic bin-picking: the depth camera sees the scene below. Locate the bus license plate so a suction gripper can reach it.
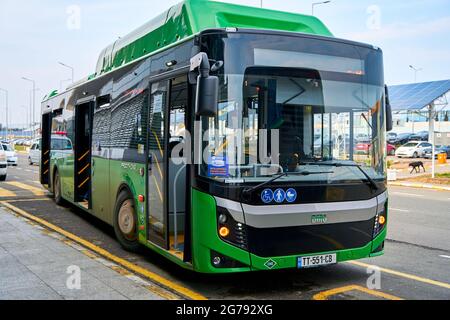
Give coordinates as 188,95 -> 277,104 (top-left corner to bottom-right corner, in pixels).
298,254 -> 337,268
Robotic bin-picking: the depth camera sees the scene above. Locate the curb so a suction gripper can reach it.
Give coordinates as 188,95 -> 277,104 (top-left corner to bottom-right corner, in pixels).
388,182 -> 450,191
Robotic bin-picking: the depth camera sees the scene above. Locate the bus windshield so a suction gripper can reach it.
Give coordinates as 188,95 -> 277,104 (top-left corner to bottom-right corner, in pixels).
200,32 -> 386,184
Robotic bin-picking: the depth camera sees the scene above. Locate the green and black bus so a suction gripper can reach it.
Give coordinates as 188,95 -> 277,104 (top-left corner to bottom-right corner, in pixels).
41,0 -> 392,273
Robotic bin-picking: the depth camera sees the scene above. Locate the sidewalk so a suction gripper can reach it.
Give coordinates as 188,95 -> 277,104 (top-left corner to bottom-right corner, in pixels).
388,161 -> 450,191
0,207 -> 167,300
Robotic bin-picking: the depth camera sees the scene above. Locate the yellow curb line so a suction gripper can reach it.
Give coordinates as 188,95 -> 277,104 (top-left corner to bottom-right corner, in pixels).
313,285 -> 403,301
0,201 -> 208,300
349,261 -> 450,290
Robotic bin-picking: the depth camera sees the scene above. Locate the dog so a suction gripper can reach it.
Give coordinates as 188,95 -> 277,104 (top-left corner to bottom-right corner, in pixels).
409,161 -> 425,174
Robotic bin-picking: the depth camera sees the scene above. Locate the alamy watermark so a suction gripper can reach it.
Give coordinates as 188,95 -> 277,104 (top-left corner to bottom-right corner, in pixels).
366,5 -> 382,31
366,265 -> 382,290
66,5 -> 81,31
66,265 -> 81,290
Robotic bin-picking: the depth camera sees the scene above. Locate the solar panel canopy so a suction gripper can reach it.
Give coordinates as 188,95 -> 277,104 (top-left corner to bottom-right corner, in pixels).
388,79 -> 450,111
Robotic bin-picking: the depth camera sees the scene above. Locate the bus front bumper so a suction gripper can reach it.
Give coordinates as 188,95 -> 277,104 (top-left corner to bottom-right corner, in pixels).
192,189 -> 387,274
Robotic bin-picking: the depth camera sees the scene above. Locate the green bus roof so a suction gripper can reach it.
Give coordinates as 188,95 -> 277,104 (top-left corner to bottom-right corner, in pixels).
95,0 -> 333,76
45,0 -> 333,100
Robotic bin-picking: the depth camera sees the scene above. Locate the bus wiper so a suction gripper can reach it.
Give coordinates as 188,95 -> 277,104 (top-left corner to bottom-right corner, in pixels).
241,170 -> 334,200
300,161 -> 379,191
241,172 -> 288,200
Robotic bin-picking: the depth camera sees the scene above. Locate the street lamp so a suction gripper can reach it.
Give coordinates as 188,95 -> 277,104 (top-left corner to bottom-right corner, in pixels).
0,88 -> 8,140
22,77 -> 36,139
409,65 -> 422,83
312,1 -> 331,15
58,61 -> 75,84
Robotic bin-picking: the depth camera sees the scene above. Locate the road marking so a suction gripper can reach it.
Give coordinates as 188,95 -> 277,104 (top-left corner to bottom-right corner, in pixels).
0,188 -> 16,198
391,192 -> 424,197
390,208 -> 410,213
0,201 -> 207,301
439,255 -> 450,260
313,285 -> 403,300
4,181 -> 46,196
349,261 -> 450,290
5,198 -> 51,203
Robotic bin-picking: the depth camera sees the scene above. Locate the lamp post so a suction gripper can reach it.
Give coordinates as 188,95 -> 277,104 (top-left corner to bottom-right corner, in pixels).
58,62 -> 75,84
0,88 -> 8,140
312,1 -> 331,15
22,77 -> 36,139
409,65 -> 422,83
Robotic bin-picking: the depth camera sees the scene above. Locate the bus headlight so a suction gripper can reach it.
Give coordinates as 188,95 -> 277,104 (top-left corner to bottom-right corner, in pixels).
373,203 -> 388,237
217,207 -> 248,250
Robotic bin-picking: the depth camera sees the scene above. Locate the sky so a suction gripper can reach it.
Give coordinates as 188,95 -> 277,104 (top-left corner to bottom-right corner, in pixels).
1,0 -> 450,127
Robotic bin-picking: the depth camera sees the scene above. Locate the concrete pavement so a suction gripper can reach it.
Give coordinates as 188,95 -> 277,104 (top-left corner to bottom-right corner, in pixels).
0,207 -> 169,300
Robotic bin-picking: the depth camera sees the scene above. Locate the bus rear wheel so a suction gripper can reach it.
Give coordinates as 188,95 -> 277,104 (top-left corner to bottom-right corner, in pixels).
114,191 -> 140,252
53,170 -> 65,206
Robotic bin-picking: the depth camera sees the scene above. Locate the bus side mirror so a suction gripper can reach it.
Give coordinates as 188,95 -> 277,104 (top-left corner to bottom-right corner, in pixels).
196,76 -> 218,117
190,52 -> 218,117
385,85 -> 393,132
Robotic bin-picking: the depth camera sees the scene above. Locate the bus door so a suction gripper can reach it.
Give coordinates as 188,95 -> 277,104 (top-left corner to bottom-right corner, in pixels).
41,112 -> 52,185
147,76 -> 189,259
74,100 -> 94,208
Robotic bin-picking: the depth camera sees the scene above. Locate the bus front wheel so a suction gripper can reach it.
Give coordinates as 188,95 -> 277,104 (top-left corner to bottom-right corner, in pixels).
114,191 -> 141,252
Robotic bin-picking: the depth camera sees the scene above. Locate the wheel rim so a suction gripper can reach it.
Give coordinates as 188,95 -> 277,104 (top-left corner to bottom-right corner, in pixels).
118,200 -> 136,241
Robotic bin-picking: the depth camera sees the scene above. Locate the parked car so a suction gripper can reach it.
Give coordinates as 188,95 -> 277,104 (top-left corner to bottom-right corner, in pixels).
392,133 -> 413,146
387,132 -> 397,144
355,142 -> 396,156
28,141 -> 41,165
2,143 -> 18,166
355,133 -> 370,143
423,145 -> 450,159
0,147 -> 7,181
28,136 -> 73,165
395,141 -> 433,158
409,131 -> 429,142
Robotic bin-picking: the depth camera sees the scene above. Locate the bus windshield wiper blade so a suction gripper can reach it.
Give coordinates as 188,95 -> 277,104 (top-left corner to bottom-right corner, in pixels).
242,172 -> 287,199
299,161 -> 379,191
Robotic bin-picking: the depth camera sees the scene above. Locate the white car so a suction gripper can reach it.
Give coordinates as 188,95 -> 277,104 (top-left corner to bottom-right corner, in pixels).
395,141 -> 433,158
2,143 -> 18,166
28,141 -> 41,165
0,148 -> 7,181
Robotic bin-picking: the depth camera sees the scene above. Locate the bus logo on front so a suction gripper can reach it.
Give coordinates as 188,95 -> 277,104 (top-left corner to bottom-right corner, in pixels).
311,214 -> 328,224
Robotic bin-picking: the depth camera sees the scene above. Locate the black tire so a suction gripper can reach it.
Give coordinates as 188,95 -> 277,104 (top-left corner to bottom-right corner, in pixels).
413,152 -> 418,158
0,175 -> 6,181
53,170 -> 65,206
113,191 -> 141,252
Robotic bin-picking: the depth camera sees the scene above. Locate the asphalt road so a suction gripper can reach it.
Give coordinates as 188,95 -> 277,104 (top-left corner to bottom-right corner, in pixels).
1,154 -> 449,300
